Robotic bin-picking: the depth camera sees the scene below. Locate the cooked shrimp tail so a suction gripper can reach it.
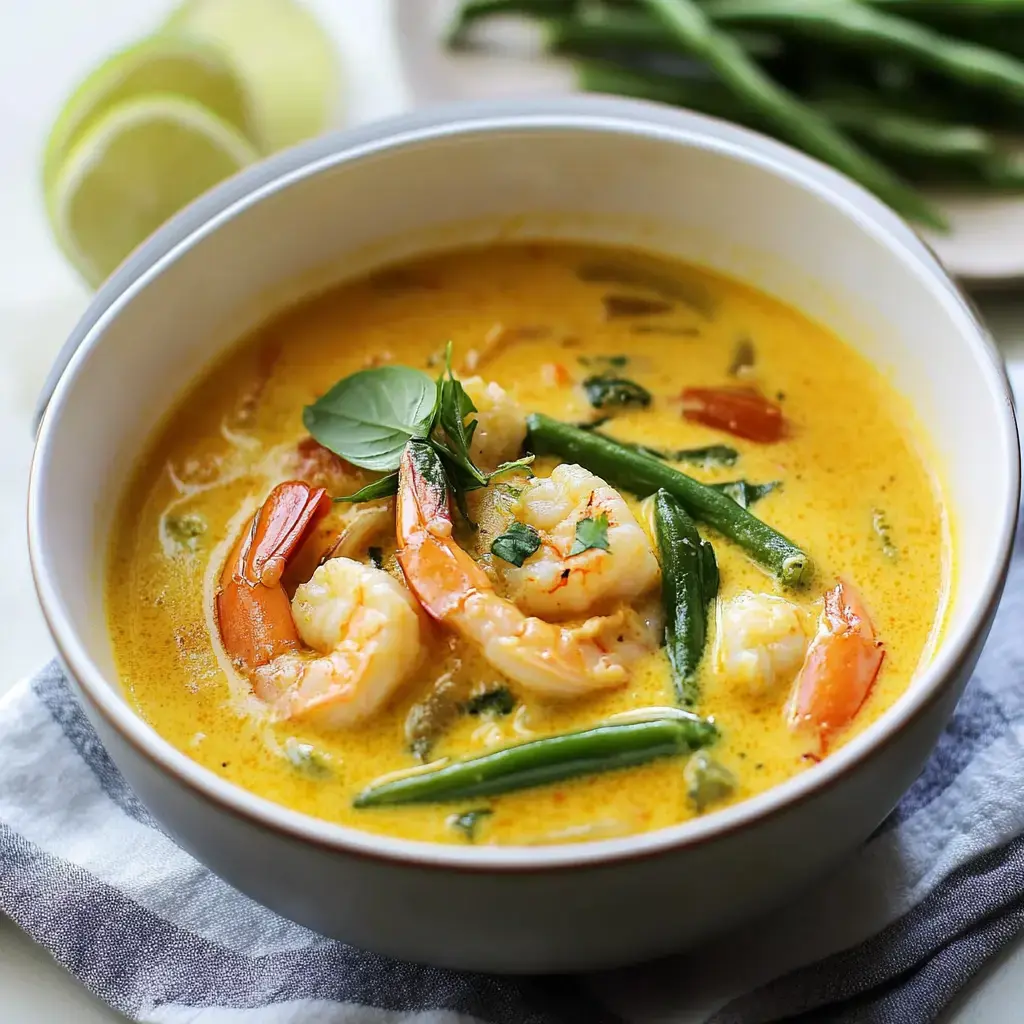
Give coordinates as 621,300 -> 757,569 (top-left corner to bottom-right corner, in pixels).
216,481 -> 331,671
397,440 -> 655,699
217,479 -> 423,728
787,580 -> 884,750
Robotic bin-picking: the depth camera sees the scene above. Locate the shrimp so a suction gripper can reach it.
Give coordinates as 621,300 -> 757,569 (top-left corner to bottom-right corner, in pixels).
462,377 -> 527,471
215,481 -> 423,728
714,592 -> 810,696
787,580 -> 884,751
500,463 -> 660,620
396,440 -> 656,699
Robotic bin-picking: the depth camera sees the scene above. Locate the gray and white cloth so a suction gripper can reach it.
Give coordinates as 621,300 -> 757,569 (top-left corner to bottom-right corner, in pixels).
3,523 -> 1024,1023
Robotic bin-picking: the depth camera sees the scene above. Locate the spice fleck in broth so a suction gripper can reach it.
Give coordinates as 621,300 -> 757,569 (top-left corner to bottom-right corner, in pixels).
107,243 -> 948,846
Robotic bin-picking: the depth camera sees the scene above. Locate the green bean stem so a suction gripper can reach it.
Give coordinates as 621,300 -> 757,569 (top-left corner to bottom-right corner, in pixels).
653,490 -> 717,706
526,413 -> 811,586
354,714 -> 718,807
631,0 -> 943,228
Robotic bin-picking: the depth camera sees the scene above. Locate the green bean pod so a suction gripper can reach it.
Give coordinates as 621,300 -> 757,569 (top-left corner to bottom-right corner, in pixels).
637,0 -> 944,229
353,714 -> 718,807
526,413 -> 812,586
653,490 -> 717,706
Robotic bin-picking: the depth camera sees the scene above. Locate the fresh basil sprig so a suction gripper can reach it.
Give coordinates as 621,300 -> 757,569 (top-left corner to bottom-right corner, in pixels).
309,342 -> 533,514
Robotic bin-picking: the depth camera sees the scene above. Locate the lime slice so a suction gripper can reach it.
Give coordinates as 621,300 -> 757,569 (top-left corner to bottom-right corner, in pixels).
42,36 -> 251,195
164,0 -> 342,152
48,94 -> 257,287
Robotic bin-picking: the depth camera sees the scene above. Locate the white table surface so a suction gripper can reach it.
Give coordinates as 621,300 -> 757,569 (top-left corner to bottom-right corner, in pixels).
1,2 -> 1023,1020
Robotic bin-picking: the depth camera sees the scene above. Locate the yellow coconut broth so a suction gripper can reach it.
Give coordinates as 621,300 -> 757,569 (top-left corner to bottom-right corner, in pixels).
106,243 -> 948,846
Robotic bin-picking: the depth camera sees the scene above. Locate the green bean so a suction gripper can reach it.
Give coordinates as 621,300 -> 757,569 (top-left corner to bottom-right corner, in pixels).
635,0 -> 945,228
703,0 -> 1024,107
653,490 -> 716,706
544,9 -> 783,60
866,0 -> 1024,15
577,61 -> 996,164
526,413 -> 811,586
353,714 -> 718,807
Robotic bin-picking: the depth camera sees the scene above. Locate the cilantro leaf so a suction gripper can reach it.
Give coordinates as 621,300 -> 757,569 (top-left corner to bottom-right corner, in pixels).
570,513 -> 610,555
490,522 -> 541,567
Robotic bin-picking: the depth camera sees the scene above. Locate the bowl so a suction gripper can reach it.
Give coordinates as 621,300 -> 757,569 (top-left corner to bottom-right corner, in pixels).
29,96 -> 1020,974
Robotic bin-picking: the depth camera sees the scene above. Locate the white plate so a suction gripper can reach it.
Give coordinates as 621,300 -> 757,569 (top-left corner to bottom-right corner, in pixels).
394,0 -> 1024,287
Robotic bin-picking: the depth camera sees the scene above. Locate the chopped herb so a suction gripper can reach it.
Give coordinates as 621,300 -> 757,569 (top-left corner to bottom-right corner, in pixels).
684,751 -> 736,813
728,336 -> 756,377
602,294 -> 674,319
462,686 -> 516,717
570,513 -> 610,555
583,375 -> 652,410
576,261 -> 715,317
449,807 -> 493,842
605,439 -> 738,467
576,415 -> 612,431
283,738 -> 333,780
334,473 -> 398,503
578,354 -> 628,369
164,512 -> 207,552
873,508 -> 898,561
490,522 -> 541,568
711,479 -> 780,509
368,546 -> 384,569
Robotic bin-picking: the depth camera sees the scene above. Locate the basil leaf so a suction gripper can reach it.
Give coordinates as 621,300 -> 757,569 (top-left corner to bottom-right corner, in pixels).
433,342 -> 488,487
711,479 -> 779,509
491,522 -> 541,567
570,513 -> 610,555
303,366 -> 437,472
449,808 -> 493,842
333,473 -> 398,503
582,375 -> 652,410
462,686 -> 515,717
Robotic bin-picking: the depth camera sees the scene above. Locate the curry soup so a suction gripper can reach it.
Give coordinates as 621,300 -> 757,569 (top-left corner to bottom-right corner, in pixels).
107,243 -> 947,846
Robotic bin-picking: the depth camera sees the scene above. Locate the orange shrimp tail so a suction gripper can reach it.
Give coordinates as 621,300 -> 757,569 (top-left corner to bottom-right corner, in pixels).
787,580 -> 884,751
216,481 -> 331,671
396,440 -> 492,622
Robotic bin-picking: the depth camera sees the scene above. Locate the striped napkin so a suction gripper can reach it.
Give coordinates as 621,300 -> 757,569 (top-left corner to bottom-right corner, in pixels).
2,531 -> 1023,1023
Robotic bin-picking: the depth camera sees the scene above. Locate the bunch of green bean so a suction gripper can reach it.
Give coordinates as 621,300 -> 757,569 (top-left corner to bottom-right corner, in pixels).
446,0 -> 1024,229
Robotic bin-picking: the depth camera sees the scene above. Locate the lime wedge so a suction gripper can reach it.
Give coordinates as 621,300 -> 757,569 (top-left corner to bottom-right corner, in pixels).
42,36 -> 251,195
164,0 -> 342,152
48,95 -> 257,287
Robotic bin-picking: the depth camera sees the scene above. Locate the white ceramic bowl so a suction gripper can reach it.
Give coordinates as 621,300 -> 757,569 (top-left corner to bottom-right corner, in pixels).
29,97 -> 1020,973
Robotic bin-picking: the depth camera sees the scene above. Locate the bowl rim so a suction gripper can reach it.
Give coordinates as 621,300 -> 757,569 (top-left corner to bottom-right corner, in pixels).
29,95 -> 1021,872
